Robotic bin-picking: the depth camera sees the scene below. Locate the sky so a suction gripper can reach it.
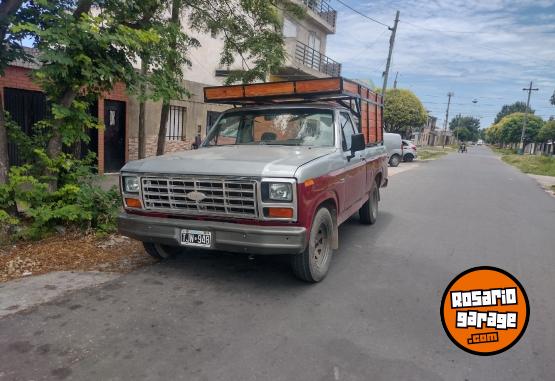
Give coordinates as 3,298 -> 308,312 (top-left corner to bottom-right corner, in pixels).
326,0 -> 555,129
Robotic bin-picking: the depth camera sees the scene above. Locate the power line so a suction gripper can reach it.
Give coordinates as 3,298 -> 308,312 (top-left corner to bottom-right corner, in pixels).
335,0 -> 390,28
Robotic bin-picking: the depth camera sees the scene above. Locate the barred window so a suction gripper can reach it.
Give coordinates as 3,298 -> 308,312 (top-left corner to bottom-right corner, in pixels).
166,105 -> 186,140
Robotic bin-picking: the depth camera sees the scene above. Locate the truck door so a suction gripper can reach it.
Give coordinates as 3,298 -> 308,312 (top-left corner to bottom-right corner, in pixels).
339,112 -> 366,213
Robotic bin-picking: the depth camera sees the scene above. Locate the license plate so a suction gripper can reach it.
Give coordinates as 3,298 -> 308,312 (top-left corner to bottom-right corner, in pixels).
180,229 -> 212,248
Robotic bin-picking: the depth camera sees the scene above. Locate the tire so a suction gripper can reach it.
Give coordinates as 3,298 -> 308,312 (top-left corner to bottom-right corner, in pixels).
359,183 -> 379,225
389,154 -> 400,167
143,242 -> 180,259
403,154 -> 414,162
291,207 -> 334,283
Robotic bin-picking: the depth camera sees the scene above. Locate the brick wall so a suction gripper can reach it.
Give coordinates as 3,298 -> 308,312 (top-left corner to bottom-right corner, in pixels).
127,136 -> 194,161
0,66 -> 41,92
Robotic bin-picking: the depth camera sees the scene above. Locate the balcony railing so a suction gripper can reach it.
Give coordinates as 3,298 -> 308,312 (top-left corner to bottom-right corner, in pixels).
302,0 -> 337,28
294,40 -> 341,77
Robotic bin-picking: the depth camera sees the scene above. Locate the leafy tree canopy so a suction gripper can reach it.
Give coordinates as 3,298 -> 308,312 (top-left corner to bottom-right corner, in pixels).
537,120 -> 555,142
494,101 -> 534,124
383,88 -> 427,138
449,115 -> 480,141
488,112 -> 543,144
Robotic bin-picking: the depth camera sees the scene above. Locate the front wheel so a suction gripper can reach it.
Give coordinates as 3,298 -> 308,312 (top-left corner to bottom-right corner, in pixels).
143,242 -> 181,259
389,154 -> 400,167
291,207 -> 334,283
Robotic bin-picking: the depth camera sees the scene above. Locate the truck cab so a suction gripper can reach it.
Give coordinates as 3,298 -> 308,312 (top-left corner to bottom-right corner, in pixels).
118,78 -> 388,282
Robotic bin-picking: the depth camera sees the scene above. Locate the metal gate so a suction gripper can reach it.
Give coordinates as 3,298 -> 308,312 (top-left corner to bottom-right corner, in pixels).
4,88 -> 48,166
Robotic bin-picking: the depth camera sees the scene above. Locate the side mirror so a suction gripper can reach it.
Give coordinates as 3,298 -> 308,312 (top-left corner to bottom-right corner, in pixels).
351,133 -> 365,152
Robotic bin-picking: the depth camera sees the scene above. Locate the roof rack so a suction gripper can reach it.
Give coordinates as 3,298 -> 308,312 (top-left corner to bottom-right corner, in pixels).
204,77 -> 384,144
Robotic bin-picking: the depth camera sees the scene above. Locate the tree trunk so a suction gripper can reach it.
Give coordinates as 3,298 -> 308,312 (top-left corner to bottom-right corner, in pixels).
156,101 -> 169,156
0,91 -> 9,184
138,57 -> 148,159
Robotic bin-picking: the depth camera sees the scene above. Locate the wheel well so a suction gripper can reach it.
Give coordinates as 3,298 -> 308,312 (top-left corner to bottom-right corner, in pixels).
317,198 -> 339,250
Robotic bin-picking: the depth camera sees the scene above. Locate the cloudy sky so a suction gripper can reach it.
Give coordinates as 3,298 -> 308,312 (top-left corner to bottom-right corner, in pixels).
326,0 -> 555,128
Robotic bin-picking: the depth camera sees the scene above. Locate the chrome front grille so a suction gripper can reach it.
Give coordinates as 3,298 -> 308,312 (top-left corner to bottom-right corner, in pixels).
141,176 -> 258,218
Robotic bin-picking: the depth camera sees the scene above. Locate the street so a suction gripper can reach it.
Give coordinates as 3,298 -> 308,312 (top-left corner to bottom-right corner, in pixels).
1,146 -> 554,380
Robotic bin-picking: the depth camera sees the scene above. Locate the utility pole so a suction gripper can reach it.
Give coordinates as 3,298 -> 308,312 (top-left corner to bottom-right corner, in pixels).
519,81 -> 538,154
454,113 -> 461,142
393,71 -> 399,89
381,10 -> 400,103
442,92 -> 454,148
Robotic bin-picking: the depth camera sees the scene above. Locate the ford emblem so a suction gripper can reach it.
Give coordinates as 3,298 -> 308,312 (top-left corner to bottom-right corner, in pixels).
186,191 -> 207,202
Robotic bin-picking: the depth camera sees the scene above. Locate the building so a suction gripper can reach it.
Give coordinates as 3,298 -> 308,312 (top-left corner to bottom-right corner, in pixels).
0,49 -> 129,174
2,2 -> 341,174
128,0 -> 341,163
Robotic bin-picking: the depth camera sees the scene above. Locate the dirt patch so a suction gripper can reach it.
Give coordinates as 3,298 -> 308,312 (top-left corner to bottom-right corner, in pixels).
0,233 -> 156,283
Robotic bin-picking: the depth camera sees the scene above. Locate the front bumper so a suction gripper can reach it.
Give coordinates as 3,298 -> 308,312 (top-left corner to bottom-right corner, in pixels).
117,212 -> 307,255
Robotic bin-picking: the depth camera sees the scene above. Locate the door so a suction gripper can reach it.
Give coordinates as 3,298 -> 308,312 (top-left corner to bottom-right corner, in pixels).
4,88 -> 48,166
104,100 -> 125,172
339,112 -> 366,214
206,110 -> 221,133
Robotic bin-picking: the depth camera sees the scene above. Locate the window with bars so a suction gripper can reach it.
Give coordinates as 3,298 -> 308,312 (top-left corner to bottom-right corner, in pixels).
166,105 -> 187,140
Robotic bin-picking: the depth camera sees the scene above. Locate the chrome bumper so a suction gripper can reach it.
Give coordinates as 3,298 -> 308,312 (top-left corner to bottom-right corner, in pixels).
117,212 -> 307,255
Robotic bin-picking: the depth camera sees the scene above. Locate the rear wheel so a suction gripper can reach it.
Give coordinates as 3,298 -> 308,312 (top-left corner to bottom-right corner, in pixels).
403,153 -> 414,162
359,183 -> 379,225
291,207 -> 334,283
143,242 -> 180,259
389,154 -> 400,167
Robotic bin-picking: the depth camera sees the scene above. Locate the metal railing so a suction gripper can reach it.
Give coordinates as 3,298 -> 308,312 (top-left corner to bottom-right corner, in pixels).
302,0 -> 337,28
294,40 -> 341,77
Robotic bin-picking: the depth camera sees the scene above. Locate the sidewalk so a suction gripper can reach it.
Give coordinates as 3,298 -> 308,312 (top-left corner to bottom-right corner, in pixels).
528,174 -> 555,196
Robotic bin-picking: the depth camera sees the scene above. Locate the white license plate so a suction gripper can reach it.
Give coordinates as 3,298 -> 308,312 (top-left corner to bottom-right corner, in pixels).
180,229 -> 212,247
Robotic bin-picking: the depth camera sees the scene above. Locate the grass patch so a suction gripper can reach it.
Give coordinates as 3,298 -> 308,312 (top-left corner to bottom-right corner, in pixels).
417,146 -> 452,160
501,155 -> 555,177
491,146 -> 518,155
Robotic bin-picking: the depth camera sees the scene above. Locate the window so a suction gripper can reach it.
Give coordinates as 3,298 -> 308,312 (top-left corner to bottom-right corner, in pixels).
206,111 -> 222,133
340,112 -> 355,151
166,105 -> 186,140
205,109 -> 334,147
308,32 -> 321,52
283,17 -> 298,38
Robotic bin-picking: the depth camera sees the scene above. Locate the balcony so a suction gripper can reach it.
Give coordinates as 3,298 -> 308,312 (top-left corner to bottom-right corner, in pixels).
302,0 -> 337,29
294,40 -> 341,77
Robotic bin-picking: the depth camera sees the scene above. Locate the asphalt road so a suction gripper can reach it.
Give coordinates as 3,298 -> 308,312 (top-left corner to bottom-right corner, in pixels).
1,146 -> 554,381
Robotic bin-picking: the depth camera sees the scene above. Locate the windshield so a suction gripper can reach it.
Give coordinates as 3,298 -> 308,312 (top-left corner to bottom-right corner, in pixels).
203,108 -> 334,147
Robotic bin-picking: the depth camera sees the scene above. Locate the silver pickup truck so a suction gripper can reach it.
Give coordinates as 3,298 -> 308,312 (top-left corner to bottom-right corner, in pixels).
118,78 -> 388,282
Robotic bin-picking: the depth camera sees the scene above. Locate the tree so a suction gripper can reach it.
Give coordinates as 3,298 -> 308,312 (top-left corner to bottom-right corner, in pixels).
383,89 -> 427,138
494,101 -> 534,124
449,115 -> 480,141
490,113 -> 543,145
0,0 -> 26,184
537,120 -> 555,143
550,90 -> 555,106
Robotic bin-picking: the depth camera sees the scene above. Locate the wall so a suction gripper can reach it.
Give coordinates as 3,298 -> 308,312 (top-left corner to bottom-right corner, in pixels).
127,79 -> 228,161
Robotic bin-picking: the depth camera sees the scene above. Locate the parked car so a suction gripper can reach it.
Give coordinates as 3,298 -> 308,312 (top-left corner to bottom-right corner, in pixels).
117,77 -> 389,283
477,139 -> 484,145
384,133 -> 403,167
402,139 -> 417,162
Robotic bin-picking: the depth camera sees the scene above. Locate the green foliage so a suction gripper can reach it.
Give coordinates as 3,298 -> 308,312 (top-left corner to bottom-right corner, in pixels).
494,101 -> 534,124
487,113 -> 543,144
0,153 -> 120,241
550,90 -> 555,106
450,115 -> 481,142
383,89 -> 427,138
537,120 -> 555,143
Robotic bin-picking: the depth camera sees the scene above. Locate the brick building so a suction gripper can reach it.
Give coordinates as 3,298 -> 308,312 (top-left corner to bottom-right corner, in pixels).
0,51 -> 129,174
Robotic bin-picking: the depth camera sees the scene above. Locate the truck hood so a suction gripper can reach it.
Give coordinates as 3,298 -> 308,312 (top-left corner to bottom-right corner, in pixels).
121,145 -> 336,178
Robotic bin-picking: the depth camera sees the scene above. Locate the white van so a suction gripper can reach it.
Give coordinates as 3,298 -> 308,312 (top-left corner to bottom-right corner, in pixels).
384,133 -> 403,167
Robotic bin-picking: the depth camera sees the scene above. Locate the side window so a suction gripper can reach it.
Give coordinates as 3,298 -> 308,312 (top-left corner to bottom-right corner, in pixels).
340,112 -> 355,151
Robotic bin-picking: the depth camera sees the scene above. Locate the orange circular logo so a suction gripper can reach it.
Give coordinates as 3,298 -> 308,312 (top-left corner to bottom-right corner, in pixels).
441,266 -> 529,356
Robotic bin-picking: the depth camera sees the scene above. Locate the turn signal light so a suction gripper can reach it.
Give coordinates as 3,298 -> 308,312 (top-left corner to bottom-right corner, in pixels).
125,198 -> 142,208
267,207 -> 293,218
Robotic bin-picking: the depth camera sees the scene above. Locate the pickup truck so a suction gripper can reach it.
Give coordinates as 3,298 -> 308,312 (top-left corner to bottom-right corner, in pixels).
118,77 -> 388,282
